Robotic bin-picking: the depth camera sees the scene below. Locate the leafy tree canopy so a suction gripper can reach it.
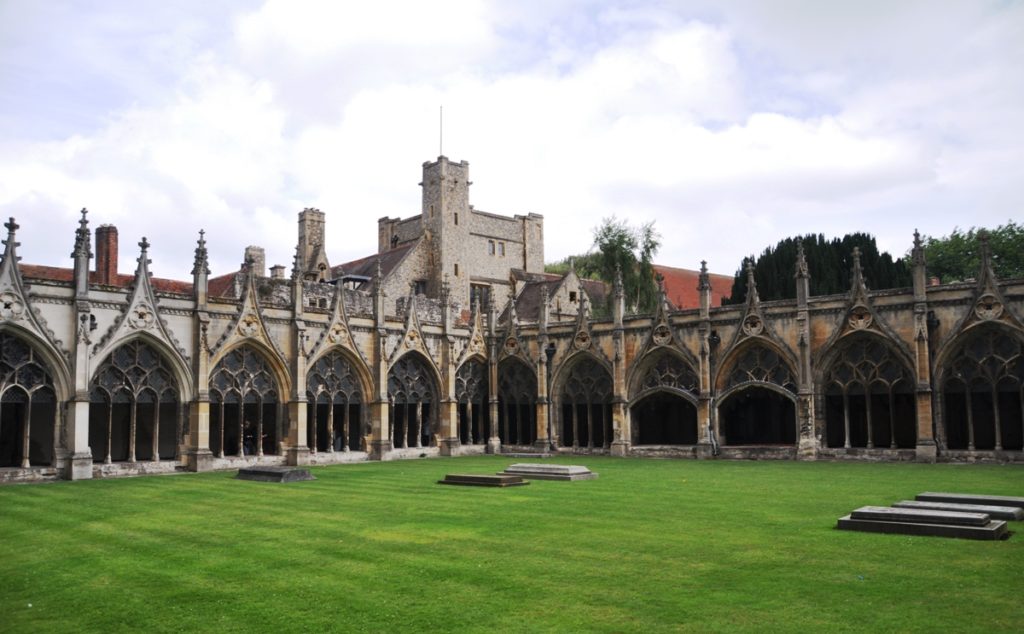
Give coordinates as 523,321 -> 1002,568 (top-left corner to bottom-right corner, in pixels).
545,216 -> 661,314
725,233 -> 911,304
921,221 -> 1024,283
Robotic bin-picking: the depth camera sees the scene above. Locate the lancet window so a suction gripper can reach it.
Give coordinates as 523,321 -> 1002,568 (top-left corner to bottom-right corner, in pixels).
209,347 -> 279,458
0,333 -> 56,468
89,339 -> 178,463
388,354 -> 437,449
560,358 -> 612,449
455,360 -> 489,446
498,358 -> 536,446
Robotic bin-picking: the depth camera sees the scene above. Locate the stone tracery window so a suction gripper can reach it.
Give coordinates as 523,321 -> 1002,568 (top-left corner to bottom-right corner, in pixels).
823,336 -> 915,449
209,346 -> 279,458
725,345 -> 796,393
455,360 -> 488,445
639,354 -> 698,397
0,333 -> 56,468
942,327 -> 1024,451
89,338 -> 179,463
388,354 -> 437,449
307,351 -> 364,453
631,352 -> 699,445
498,358 -> 536,446
560,357 -> 612,449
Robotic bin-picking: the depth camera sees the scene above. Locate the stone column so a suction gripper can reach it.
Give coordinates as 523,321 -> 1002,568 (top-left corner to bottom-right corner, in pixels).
534,350 -> 550,450
911,231 -> 937,462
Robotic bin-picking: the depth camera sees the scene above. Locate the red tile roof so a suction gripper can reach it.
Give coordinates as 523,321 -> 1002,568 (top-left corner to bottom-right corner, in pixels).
20,264 -> 193,295
653,264 -> 733,309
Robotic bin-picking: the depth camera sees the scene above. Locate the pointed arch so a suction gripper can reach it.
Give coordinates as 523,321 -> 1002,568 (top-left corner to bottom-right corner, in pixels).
209,339 -> 292,401
208,344 -> 283,458
306,347 -> 369,453
0,330 -> 59,468
456,357 -> 490,445
627,347 -> 700,405
387,351 -> 441,449
817,331 -> 917,449
0,323 -> 71,402
715,338 -> 798,400
89,337 -> 182,464
90,330 -> 194,402
552,351 -> 613,450
936,323 -> 1024,452
715,339 -> 797,447
497,356 -> 537,446
627,348 -> 699,446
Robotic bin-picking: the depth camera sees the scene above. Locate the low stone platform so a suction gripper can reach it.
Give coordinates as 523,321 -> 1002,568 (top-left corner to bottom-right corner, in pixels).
236,466 -> 316,483
916,492 -> 1024,510
502,452 -> 553,458
894,500 -> 1024,521
438,474 -> 529,487
498,463 -> 598,481
837,505 -> 1008,540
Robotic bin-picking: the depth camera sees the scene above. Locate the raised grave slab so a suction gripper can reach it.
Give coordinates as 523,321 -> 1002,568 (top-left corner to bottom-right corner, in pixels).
837,506 -> 1007,541
502,452 -> 553,459
498,463 -> 598,481
438,474 -> 529,487
236,466 -> 316,483
916,492 -> 1024,510
894,500 -> 1024,521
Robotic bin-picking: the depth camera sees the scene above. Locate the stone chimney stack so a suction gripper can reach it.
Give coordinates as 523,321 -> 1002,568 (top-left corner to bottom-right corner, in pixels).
244,246 -> 266,278
95,224 -> 118,284
270,264 -> 285,280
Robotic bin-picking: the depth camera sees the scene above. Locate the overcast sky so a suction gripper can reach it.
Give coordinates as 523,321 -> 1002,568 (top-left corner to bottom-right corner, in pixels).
1,1 -> 1021,283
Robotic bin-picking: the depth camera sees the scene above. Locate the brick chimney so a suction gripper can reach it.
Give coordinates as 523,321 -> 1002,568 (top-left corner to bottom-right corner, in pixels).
95,224 -> 118,284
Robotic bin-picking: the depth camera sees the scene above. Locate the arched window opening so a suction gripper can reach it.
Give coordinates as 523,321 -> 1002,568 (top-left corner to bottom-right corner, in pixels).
823,337 -> 916,449
942,328 -> 1024,451
388,354 -> 438,449
560,358 -> 612,450
498,359 -> 536,446
719,387 -> 796,445
456,360 -> 489,446
209,347 -> 279,458
306,351 -> 364,453
89,339 -> 179,463
0,333 -> 57,468
725,345 -> 797,393
631,353 -> 698,445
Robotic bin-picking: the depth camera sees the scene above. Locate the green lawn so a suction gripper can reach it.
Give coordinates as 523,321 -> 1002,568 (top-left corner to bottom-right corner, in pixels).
1,457 -> 1022,633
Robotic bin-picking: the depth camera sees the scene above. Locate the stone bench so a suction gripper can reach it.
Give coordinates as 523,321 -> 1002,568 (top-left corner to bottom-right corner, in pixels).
438,474 -> 529,487
894,500 -> 1024,521
497,463 -> 598,481
236,466 -> 316,483
915,492 -> 1024,510
837,505 -> 1007,540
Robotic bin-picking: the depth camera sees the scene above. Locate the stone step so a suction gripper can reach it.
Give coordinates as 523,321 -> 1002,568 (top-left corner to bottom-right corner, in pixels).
894,500 -> 1024,521
438,474 -> 529,487
916,492 -> 1024,509
236,466 -> 316,483
850,505 -> 991,526
837,514 -> 1008,540
498,463 -> 598,481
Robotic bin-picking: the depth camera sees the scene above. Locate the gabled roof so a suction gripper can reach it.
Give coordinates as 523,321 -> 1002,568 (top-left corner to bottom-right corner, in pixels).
653,264 -> 732,309
333,241 -> 417,285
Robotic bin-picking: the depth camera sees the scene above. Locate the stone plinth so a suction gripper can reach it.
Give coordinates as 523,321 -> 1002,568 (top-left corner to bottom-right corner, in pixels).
915,492 -> 1024,510
836,505 -> 1008,540
498,463 -> 598,481
894,500 -> 1024,521
438,474 -> 528,487
236,466 -> 316,483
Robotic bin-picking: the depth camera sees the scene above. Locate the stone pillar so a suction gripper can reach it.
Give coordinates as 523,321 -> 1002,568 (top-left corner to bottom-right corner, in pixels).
439,399 -> 459,455
287,399 -> 310,466
794,244 -> 817,459
186,399 -> 213,472
696,261 -> 715,457
610,266 -> 629,456
911,231 -> 936,462
65,398 -> 93,480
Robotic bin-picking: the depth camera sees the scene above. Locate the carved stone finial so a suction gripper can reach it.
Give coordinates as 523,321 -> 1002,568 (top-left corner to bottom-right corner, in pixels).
850,246 -> 866,294
795,241 -> 809,279
192,229 -> 210,276
912,229 -> 925,267
745,257 -> 759,305
976,229 -> 998,288
2,217 -> 20,258
613,262 -> 624,299
441,273 -> 451,298
139,237 -> 150,252
698,260 -> 711,291
72,207 -> 92,258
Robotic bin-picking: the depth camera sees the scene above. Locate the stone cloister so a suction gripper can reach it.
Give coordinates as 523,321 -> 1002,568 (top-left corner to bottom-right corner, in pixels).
0,158 -> 1022,482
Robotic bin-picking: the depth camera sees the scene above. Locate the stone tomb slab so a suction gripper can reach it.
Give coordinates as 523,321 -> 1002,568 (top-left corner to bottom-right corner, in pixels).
438,474 -> 529,487
916,492 -> 1024,510
498,463 -> 598,481
894,500 -> 1024,521
236,466 -> 316,483
837,506 -> 1008,541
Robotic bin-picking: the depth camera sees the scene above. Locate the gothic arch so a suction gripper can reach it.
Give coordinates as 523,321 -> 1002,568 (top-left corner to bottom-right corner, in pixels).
0,323 -> 70,402
715,340 -> 797,446
90,331 -> 193,403
208,345 -> 282,458
553,352 -> 613,450
89,338 -> 182,463
306,348 -> 368,453
388,351 -> 441,449
455,357 -> 489,446
935,323 -> 1024,452
497,356 -> 537,446
307,344 -> 373,400
627,349 -> 700,446
209,339 -> 292,404
818,332 -> 917,449
0,330 -> 59,468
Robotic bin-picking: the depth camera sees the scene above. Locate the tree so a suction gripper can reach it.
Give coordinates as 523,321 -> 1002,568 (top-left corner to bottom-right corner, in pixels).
545,216 -> 661,315
922,221 -> 1024,283
725,233 -> 912,304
